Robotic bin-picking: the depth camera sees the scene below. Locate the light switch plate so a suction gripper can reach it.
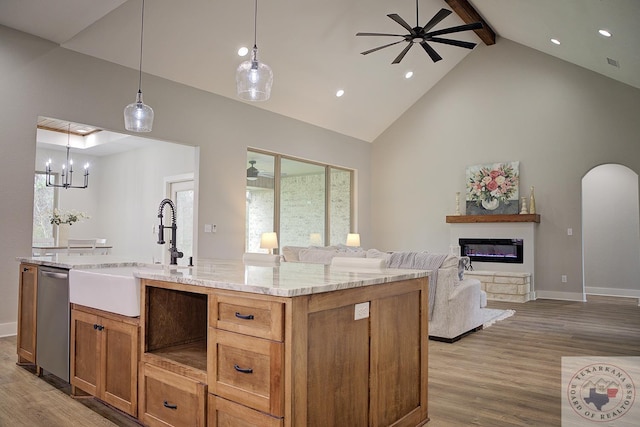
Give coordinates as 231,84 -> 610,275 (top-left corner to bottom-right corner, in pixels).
354,302 -> 370,320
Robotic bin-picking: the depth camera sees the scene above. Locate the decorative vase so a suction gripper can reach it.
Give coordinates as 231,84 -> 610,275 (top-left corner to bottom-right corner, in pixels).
520,197 -> 528,214
529,186 -> 536,214
454,192 -> 461,215
57,224 -> 69,247
482,198 -> 500,211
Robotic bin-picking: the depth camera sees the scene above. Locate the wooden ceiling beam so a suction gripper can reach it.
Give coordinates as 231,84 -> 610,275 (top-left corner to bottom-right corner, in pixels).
445,0 -> 496,46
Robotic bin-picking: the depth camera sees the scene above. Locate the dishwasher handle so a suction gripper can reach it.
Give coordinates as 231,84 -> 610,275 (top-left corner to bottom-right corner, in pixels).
40,270 -> 69,280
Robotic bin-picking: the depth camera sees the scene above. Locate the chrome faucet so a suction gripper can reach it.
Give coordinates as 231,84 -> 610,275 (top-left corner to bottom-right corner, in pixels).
157,198 -> 183,265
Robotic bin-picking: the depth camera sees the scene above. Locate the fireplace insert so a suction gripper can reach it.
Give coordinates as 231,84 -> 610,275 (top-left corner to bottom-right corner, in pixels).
459,238 -> 523,264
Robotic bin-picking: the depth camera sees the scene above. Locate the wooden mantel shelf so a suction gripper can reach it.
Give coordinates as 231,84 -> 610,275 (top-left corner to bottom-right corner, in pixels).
446,214 -> 540,223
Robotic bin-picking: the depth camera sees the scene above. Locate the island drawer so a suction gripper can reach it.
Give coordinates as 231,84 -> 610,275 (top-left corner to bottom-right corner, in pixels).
139,363 -> 206,427
209,395 -> 283,427
208,328 -> 284,417
210,293 -> 284,341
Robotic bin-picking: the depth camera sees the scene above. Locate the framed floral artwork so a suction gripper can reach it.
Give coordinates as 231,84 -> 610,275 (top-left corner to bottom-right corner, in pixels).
466,161 -> 520,215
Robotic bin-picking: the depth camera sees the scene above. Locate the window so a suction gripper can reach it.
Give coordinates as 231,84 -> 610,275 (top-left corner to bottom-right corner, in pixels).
33,172 -> 57,245
246,150 -> 354,252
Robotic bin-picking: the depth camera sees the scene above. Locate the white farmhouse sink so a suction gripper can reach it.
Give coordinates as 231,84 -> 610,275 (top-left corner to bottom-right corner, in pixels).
69,265 -> 161,317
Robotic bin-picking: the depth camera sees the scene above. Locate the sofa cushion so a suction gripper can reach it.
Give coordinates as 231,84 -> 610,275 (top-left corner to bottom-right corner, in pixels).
298,248 -> 338,264
365,249 -> 391,265
281,246 -> 307,262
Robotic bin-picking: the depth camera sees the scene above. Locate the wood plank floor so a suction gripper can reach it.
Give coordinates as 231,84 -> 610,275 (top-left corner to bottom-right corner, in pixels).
1,296 -> 638,426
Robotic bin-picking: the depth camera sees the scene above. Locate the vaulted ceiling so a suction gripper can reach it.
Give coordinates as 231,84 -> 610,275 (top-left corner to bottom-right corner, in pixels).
1,0 -> 638,142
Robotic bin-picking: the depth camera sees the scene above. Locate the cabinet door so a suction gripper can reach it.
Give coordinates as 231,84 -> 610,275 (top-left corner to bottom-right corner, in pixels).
70,308 -> 100,396
17,264 -> 37,364
101,316 -> 139,416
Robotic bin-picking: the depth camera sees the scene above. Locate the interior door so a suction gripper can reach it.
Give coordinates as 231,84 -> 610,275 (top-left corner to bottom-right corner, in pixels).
169,180 -> 194,264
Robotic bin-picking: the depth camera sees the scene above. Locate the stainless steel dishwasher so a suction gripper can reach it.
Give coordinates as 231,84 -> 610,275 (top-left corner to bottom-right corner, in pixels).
37,266 -> 70,382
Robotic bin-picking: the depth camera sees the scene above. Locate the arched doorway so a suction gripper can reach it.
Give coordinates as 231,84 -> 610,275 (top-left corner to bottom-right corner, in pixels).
582,164 -> 640,300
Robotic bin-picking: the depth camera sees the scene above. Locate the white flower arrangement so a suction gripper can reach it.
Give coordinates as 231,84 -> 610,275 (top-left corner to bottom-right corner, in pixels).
49,208 -> 90,225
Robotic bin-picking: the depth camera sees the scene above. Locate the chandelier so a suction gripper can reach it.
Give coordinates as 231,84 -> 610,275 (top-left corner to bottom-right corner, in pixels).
45,124 -> 89,189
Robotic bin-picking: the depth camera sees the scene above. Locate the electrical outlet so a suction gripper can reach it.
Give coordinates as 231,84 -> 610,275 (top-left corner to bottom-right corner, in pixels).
567,228 -> 573,236
561,275 -> 567,283
354,302 -> 370,320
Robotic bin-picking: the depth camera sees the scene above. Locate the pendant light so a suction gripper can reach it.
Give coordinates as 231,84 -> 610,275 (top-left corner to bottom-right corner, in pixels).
236,0 -> 273,101
124,0 -> 154,132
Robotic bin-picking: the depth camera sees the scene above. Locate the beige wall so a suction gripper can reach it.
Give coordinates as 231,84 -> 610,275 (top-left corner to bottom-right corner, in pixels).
0,25 -> 371,335
371,38 -> 640,300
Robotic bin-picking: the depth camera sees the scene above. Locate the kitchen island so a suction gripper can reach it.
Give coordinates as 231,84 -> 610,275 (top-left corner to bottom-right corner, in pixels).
16,257 -> 431,426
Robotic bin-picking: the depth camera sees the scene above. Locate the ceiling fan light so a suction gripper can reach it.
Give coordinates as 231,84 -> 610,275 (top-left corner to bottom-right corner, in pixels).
246,160 -> 259,180
124,90 -> 154,132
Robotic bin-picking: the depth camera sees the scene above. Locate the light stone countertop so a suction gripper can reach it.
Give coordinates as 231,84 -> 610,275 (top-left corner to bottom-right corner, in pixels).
16,255 -> 431,297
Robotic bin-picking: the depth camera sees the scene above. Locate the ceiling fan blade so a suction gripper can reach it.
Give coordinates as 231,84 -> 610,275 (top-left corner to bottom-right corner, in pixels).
360,40 -> 404,55
426,22 -> 483,38
356,32 -> 405,37
422,8 -> 452,32
420,41 -> 442,63
428,37 -> 477,49
392,43 -> 414,64
387,14 -> 416,34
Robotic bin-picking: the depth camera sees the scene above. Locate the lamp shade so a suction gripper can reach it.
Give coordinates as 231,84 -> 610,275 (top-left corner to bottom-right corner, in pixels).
236,48 -> 273,101
260,232 -> 278,251
346,233 -> 361,247
124,90 -> 154,132
309,233 -> 322,246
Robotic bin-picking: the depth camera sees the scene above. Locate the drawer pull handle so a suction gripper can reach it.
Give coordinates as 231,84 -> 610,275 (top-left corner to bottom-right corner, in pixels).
234,364 -> 254,374
163,400 -> 178,410
235,312 -> 254,320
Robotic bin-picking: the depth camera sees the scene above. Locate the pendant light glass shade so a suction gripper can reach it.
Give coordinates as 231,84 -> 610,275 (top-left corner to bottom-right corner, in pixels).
236,0 -> 272,101
236,47 -> 273,101
124,0 -> 154,132
124,90 -> 154,132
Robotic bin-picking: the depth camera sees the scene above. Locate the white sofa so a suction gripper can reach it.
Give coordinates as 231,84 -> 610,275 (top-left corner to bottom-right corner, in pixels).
281,245 -> 486,342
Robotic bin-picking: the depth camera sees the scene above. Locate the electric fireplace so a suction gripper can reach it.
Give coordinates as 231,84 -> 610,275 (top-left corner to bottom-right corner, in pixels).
459,238 -> 524,264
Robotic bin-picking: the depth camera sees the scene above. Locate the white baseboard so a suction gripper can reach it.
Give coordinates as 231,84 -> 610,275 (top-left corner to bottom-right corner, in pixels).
535,290 -> 585,302
0,322 -> 17,338
586,287 -> 640,298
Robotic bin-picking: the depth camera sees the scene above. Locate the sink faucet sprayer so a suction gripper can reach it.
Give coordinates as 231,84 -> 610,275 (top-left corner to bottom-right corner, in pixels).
157,198 -> 183,265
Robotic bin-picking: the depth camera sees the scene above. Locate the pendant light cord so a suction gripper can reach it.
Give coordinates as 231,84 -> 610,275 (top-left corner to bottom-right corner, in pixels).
253,0 -> 258,49
137,0 -> 146,93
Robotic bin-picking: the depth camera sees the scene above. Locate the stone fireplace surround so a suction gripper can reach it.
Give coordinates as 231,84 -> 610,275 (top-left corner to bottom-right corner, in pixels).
447,214 -> 539,302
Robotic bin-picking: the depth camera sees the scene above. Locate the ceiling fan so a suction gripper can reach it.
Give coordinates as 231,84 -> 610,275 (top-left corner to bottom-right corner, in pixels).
356,1 -> 483,64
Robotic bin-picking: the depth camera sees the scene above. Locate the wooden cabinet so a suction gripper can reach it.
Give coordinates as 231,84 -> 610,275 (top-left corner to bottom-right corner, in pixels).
209,395 -> 282,427
17,263 -> 37,364
209,294 -> 285,418
70,305 -> 139,416
139,363 -> 206,427
141,275 -> 429,427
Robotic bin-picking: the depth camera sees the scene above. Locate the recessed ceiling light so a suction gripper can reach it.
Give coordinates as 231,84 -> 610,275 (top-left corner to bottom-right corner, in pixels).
598,29 -> 612,37
405,71 -> 414,79
336,89 -> 345,97
238,46 -> 249,56
76,129 -> 89,134
550,38 -> 561,45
